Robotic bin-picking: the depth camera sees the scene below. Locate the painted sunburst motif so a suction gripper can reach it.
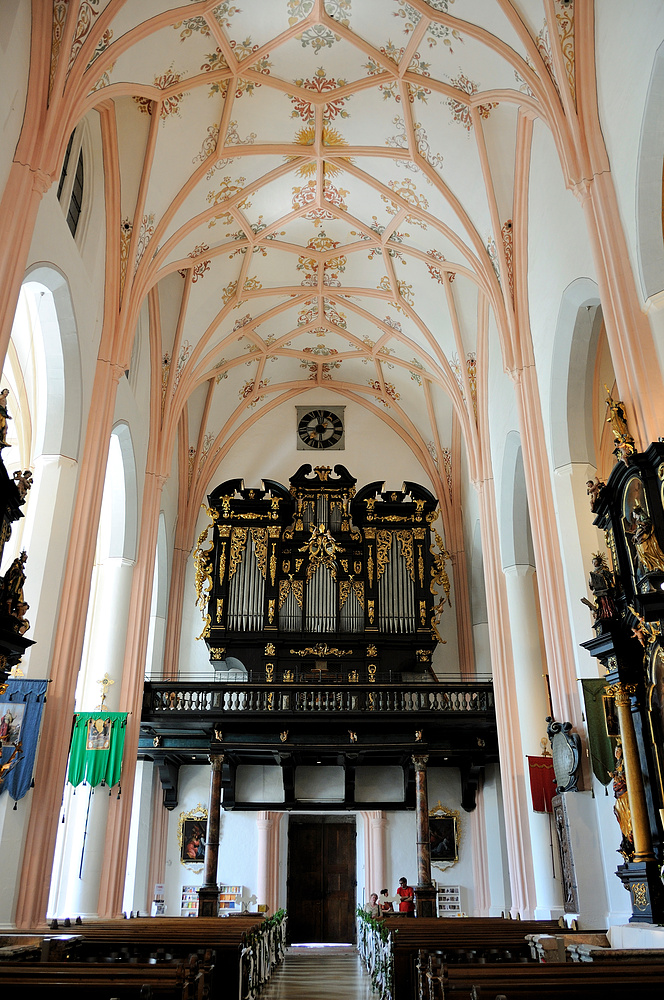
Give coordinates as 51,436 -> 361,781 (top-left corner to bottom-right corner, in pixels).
289,124 -> 352,179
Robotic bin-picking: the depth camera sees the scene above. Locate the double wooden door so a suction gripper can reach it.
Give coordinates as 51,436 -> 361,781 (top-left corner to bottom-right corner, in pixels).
287,816 -> 356,943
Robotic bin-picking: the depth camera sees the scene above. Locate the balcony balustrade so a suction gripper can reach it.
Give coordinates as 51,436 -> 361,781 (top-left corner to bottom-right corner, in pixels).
143,680 -> 494,717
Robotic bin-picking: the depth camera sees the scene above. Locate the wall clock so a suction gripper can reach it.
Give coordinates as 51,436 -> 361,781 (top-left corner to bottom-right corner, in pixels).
296,407 -> 345,450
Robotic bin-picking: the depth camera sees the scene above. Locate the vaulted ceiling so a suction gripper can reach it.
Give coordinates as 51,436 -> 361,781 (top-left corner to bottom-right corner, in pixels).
45,0 -> 578,512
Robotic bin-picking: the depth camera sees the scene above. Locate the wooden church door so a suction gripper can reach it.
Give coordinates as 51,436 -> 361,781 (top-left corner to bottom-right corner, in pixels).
287,816 -> 356,943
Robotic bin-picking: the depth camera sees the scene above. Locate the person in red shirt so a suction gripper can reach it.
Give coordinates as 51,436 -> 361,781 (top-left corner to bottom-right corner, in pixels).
396,876 -> 415,916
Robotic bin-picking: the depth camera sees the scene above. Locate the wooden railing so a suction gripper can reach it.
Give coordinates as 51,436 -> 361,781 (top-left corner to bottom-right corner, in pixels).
143,681 -> 494,717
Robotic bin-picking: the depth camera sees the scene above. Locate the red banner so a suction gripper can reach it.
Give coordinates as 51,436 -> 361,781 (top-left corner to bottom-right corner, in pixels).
527,756 -> 556,813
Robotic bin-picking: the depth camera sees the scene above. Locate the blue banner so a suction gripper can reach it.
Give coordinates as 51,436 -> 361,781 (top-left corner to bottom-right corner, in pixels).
0,677 -> 48,801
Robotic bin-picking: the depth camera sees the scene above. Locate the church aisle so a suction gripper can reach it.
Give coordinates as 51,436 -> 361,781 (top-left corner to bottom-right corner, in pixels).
261,945 -> 375,1000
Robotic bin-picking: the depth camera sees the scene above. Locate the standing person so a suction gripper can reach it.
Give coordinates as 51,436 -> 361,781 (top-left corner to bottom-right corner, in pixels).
364,893 -> 380,919
378,889 -> 394,914
396,876 -> 415,916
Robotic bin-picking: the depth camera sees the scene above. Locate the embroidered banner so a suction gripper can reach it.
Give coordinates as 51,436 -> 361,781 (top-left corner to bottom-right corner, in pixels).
0,678 -> 48,801
527,755 -> 556,813
67,712 -> 127,788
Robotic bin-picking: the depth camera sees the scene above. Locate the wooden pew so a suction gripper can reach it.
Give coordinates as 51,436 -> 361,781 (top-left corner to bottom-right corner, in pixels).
382,916 -> 568,1000
53,916 -> 255,997
0,957 -> 204,999
441,959 -> 664,999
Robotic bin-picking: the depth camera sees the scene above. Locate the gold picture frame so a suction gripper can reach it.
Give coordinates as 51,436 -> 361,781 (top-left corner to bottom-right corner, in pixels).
178,803 -> 208,872
429,800 -> 461,872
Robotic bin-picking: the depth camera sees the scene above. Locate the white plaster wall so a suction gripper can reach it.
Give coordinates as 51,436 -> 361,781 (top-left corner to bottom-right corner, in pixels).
355,767 -> 404,803
236,765 -> 284,803
159,762 -> 502,920
165,766 -> 260,917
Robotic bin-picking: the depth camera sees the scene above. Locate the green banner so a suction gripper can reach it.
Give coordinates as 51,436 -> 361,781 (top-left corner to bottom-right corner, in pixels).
581,679 -> 615,786
67,712 -> 127,788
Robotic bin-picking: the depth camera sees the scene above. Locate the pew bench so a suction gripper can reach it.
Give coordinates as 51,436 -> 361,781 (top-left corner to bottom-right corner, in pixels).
0,957 -> 204,999
382,917 -> 569,999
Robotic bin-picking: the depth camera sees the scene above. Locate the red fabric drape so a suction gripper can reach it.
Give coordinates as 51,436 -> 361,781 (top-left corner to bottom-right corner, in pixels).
527,756 -> 556,813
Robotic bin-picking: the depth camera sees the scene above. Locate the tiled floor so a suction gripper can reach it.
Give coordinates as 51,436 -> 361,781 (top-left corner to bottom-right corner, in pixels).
260,945 -> 375,999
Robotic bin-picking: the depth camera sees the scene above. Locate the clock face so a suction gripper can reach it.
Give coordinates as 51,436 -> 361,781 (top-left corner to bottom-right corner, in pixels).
297,409 -> 344,449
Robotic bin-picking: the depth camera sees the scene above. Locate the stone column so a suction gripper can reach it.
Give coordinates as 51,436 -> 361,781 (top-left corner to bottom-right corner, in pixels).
412,754 -> 436,917
198,754 -> 223,917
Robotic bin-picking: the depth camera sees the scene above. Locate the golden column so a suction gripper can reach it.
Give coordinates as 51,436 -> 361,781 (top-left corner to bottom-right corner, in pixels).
607,684 -> 655,862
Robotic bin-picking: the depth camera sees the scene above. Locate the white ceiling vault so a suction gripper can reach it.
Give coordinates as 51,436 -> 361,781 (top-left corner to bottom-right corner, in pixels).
47,0 -> 579,517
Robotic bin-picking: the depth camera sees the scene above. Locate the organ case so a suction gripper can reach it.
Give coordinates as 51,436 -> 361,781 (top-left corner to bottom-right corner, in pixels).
194,464 -> 448,680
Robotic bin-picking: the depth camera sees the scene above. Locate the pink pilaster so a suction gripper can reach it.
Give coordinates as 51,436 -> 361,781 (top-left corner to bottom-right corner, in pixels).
15,356 -> 124,928
510,365 -> 581,732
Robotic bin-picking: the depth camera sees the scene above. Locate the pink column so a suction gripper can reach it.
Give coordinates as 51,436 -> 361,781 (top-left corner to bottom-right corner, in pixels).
256,811 -> 281,914
0,162 -> 52,363
257,811 -> 273,911
370,811 -> 387,895
15,357 -> 124,928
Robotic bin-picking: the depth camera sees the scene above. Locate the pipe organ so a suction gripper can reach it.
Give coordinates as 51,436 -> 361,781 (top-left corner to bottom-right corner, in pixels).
195,464 -> 449,679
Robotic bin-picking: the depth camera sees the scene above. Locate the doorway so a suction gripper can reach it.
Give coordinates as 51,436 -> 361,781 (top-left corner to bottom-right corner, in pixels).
287,815 -> 356,943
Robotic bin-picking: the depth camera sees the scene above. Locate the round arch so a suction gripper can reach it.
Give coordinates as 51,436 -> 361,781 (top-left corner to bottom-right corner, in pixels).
549,277 -> 603,471
18,263 -> 82,461
499,430 -> 535,571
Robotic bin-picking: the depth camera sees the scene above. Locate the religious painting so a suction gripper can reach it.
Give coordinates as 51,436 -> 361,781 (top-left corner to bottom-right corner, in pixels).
86,717 -> 111,750
0,702 -> 24,746
602,693 -> 620,739
429,801 -> 460,871
178,804 -> 208,870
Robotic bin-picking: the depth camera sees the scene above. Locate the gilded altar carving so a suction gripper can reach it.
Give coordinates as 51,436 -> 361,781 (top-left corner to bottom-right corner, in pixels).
193,524 -> 214,613
376,530 -> 392,580
396,531 -> 415,582
228,528 -> 248,580
279,578 -> 303,609
299,522 -> 343,580
218,541 -> 227,584
250,528 -> 268,579
290,643 -> 352,657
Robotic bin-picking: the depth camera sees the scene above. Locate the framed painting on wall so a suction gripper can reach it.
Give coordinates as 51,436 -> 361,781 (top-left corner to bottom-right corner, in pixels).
178,804 -> 208,871
429,801 -> 460,872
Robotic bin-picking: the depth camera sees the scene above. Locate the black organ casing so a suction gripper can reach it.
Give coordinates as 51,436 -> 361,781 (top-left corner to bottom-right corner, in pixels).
199,464 -> 442,680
